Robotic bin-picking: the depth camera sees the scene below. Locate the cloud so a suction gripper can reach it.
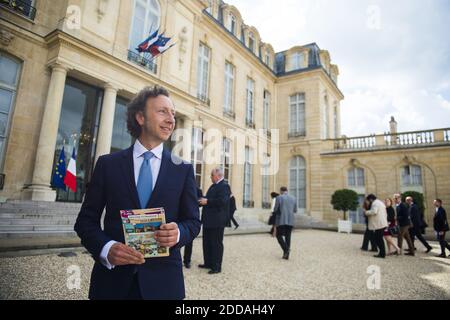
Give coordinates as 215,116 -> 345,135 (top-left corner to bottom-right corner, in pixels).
225,0 -> 450,136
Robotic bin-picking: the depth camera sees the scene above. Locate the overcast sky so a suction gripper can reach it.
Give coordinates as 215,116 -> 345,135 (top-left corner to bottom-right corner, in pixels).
226,0 -> 450,136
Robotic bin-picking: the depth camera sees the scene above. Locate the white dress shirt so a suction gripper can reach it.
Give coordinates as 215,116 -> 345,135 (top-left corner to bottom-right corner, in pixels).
100,140 -> 179,270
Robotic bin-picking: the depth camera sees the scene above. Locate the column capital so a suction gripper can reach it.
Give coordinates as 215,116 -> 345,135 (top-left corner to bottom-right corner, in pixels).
49,63 -> 70,74
103,82 -> 120,92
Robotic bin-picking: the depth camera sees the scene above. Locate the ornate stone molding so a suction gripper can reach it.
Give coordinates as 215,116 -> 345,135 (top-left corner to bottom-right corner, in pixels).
97,0 -> 109,23
0,28 -> 14,47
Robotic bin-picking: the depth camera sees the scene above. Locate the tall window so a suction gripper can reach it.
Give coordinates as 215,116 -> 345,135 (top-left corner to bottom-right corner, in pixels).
0,53 -> 21,172
191,128 -> 204,187
348,167 -> 365,187
111,97 -> 133,153
402,165 -> 422,186
349,195 -> 365,224
228,13 -> 236,34
223,62 -> 235,114
129,0 -> 160,72
248,32 -> 255,53
243,146 -> 254,207
334,104 -> 339,138
262,153 -> 270,208
221,138 -> 231,183
263,90 -> 271,131
205,0 -> 212,14
246,78 -> 255,127
291,52 -> 304,70
289,156 -> 306,210
323,96 -> 329,139
197,43 -> 211,103
289,93 -> 306,136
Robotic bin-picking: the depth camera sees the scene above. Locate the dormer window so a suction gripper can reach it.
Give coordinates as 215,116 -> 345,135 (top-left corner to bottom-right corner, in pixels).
265,50 -> 271,66
291,52 -> 304,70
248,32 -> 255,53
228,13 -> 236,34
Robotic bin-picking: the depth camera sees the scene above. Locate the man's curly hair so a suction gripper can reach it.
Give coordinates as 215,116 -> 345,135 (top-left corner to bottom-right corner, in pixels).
126,85 -> 170,139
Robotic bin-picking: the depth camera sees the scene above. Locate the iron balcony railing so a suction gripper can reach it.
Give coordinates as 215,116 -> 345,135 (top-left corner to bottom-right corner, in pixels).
127,50 -> 157,74
1,0 -> 37,20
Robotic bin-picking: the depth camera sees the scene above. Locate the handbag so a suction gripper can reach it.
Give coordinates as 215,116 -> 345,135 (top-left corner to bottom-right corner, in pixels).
388,225 -> 399,236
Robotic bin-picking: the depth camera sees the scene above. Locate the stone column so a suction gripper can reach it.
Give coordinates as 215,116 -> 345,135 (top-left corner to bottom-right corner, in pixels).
22,64 -> 68,201
95,84 -> 118,162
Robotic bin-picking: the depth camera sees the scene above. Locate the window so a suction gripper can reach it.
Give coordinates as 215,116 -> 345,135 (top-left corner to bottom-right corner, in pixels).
191,128 -> 204,187
111,97 -> 133,153
289,93 -> 306,136
243,146 -> 254,207
290,52 -> 304,70
262,153 -> 271,208
348,167 -> 365,187
248,32 -> 255,53
263,90 -> 271,131
265,50 -> 271,66
1,0 -> 37,20
349,195 -> 365,224
228,13 -> 236,34
0,53 -> 21,172
246,78 -> 255,127
221,138 -> 231,183
402,165 -> 422,186
223,62 -> 235,115
205,0 -> 212,14
323,96 -> 329,139
334,104 -> 339,138
128,0 -> 160,73
289,156 -> 306,210
197,43 -> 211,104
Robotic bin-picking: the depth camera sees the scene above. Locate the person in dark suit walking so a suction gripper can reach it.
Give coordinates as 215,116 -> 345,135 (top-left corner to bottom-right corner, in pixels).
273,187 -> 297,260
361,199 -> 378,252
394,193 -> 415,256
433,199 -> 450,258
183,187 -> 204,268
198,168 -> 231,274
227,193 -> 239,230
406,196 -> 432,253
74,86 -> 201,300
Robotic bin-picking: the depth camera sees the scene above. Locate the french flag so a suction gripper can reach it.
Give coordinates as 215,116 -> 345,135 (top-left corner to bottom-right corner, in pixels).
137,29 -> 159,53
64,147 -> 77,193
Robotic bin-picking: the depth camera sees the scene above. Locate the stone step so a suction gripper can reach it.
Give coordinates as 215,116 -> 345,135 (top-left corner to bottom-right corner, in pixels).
0,225 -> 75,232
0,207 -> 81,214
0,231 -> 77,239
0,213 -> 79,219
1,200 -> 82,208
0,218 -> 76,225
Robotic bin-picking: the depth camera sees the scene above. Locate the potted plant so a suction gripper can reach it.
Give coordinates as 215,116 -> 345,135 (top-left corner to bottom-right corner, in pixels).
331,189 -> 359,234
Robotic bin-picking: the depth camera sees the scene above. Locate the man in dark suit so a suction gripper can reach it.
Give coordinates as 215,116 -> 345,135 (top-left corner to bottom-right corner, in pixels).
393,193 -> 415,256
74,86 -> 201,300
183,187 -> 203,268
198,168 -> 231,274
227,193 -> 239,230
406,196 -> 432,253
433,199 -> 450,258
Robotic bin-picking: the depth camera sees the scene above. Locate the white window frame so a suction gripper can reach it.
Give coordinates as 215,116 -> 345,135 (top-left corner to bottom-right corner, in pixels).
0,53 -> 21,172
323,96 -> 329,139
197,42 -> 211,101
291,52 -> 304,70
263,90 -> 270,131
221,138 -> 232,183
246,78 -> 255,126
402,165 -> 422,186
248,32 -> 255,53
289,156 -> 306,210
191,127 -> 204,188
227,13 -> 236,34
224,61 -> 235,114
262,153 -> 270,207
289,93 -> 306,136
348,167 -> 365,187
243,146 -> 254,206
129,0 -> 161,52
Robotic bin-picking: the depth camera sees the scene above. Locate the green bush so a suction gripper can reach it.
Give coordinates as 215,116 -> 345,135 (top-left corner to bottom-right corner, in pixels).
331,189 -> 359,221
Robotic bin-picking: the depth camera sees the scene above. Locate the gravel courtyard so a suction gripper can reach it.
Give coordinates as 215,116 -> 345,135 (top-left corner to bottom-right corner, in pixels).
1,230 -> 449,300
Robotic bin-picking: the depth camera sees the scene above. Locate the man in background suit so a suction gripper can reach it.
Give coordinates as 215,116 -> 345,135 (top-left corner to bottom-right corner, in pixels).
394,193 -> 415,256
183,187 -> 203,268
406,196 -> 432,253
433,199 -> 450,258
273,187 -> 297,260
198,168 -> 231,274
74,86 -> 201,300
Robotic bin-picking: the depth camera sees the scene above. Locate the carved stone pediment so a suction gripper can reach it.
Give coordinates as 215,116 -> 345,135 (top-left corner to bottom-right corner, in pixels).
0,28 -> 15,47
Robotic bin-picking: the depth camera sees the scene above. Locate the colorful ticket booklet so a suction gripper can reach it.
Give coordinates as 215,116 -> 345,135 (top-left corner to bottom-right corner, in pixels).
120,207 -> 169,258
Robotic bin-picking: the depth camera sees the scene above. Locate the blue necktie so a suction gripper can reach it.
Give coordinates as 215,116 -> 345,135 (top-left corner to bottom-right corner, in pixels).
137,151 -> 154,209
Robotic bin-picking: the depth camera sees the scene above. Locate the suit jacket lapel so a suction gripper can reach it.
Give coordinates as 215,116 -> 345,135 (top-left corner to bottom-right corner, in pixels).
120,146 -> 140,209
